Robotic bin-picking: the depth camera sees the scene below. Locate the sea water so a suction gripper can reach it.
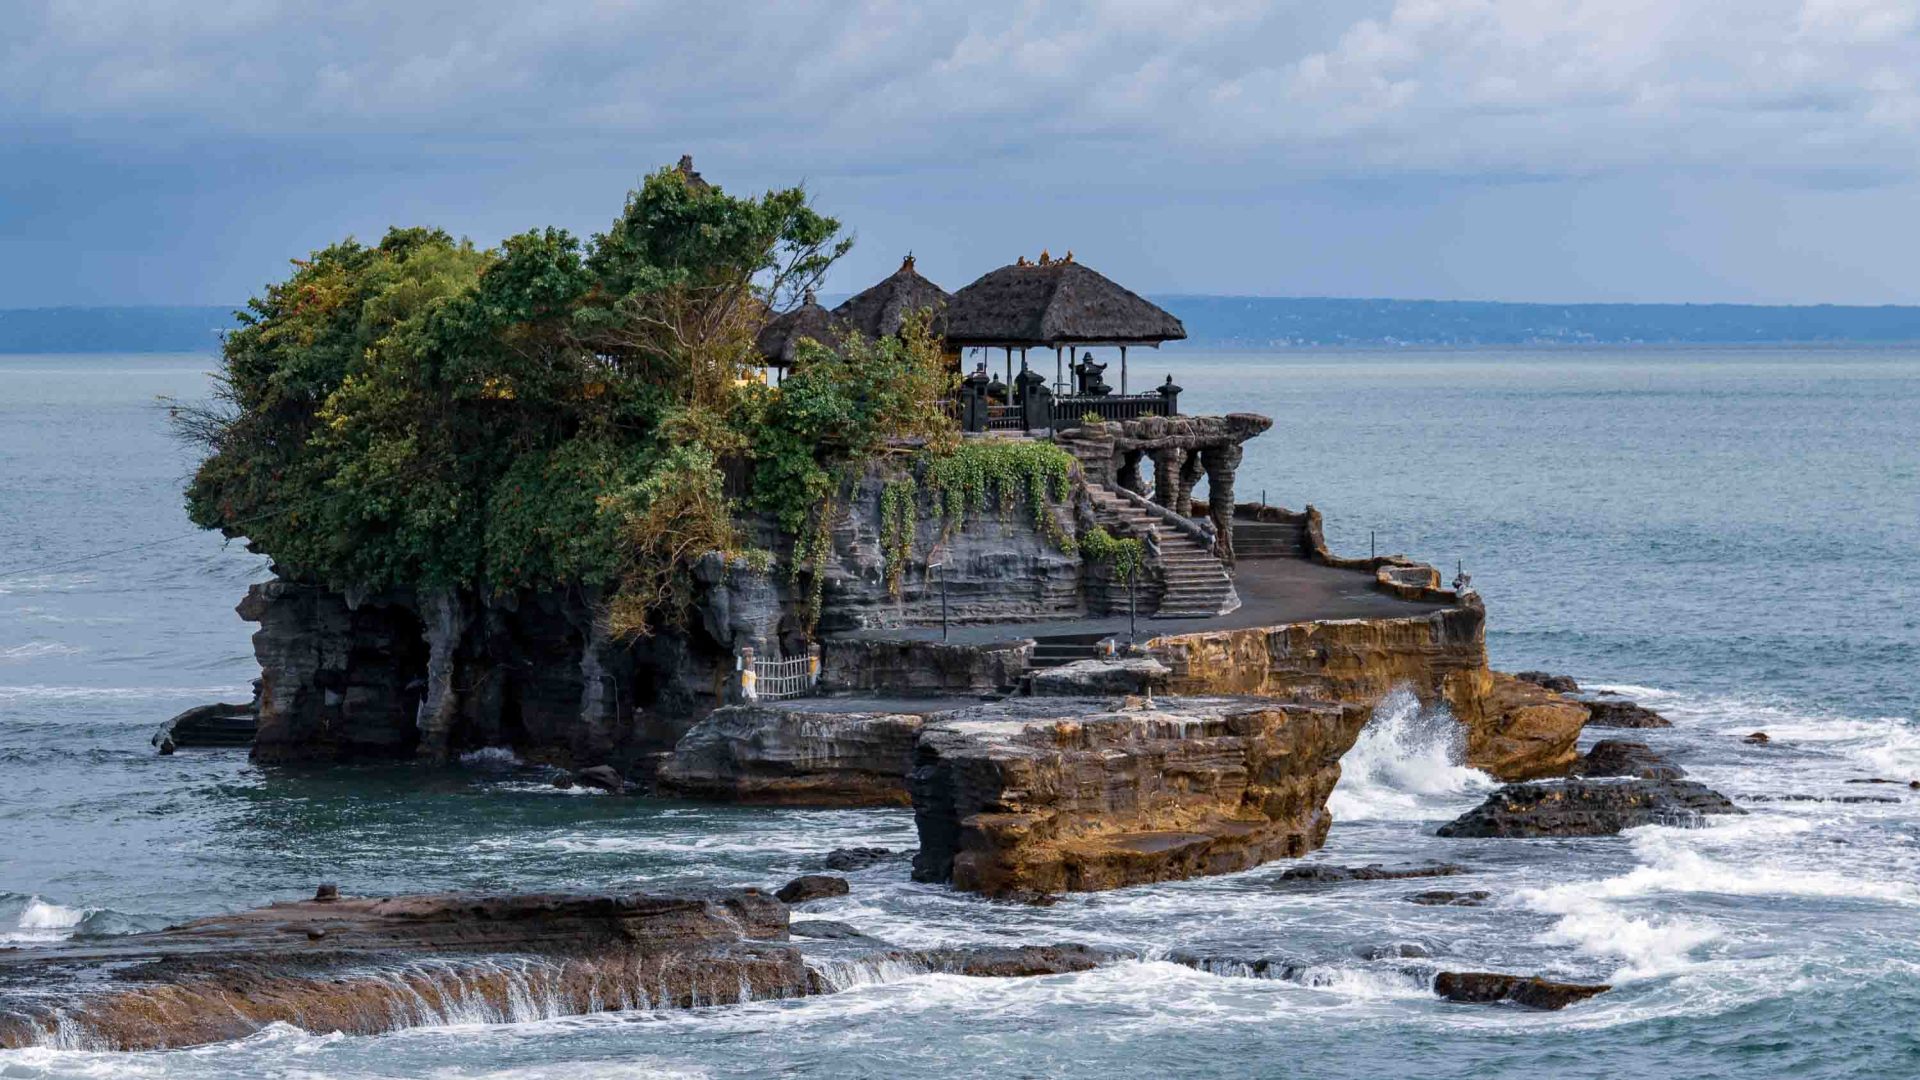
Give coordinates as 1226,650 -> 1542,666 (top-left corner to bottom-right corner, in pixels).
1,347 -> 1916,1078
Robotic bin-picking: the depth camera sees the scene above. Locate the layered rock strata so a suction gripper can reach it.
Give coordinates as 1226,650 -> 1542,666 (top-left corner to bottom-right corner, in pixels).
908,695 -> 1365,897
657,703 -> 932,806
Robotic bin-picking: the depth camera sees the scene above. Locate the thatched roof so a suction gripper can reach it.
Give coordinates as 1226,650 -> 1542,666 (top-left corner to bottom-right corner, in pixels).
945,255 -> 1186,347
833,254 -> 951,339
754,293 -> 845,367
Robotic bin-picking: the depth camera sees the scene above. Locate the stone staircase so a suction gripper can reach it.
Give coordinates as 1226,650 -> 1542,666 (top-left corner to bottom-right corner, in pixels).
1233,519 -> 1310,560
1086,484 -> 1238,619
1029,632 -> 1108,669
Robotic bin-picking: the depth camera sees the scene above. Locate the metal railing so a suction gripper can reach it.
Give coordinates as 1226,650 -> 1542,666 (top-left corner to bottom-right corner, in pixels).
1050,392 -> 1176,428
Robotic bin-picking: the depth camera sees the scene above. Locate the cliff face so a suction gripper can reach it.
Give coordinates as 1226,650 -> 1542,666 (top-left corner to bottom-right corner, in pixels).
816,464 -> 1087,633
240,579 -> 731,767
908,696 -> 1366,897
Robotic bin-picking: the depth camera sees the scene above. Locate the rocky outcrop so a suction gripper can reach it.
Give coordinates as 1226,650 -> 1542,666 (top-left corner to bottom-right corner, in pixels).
1584,697 -> 1673,728
152,700 -> 256,751
657,703 -> 931,806
1433,971 -> 1610,1009
1573,740 -> 1685,780
1514,671 -> 1579,694
0,888 -> 799,1050
775,875 -> 850,904
1464,673 -> 1590,780
1407,889 -> 1491,906
908,695 -> 1365,897
822,847 -> 898,871
1146,604 -> 1584,781
1027,656 -> 1170,696
1437,779 -> 1743,838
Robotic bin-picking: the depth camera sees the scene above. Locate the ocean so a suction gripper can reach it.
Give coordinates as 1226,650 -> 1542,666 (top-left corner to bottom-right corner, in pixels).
1,346 -> 1916,1078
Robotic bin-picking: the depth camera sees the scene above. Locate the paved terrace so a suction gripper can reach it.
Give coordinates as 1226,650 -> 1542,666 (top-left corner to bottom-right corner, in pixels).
831,557 -> 1454,648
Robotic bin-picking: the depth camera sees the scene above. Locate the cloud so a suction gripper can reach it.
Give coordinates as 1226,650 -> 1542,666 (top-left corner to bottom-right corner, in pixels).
5,1 -> 1917,179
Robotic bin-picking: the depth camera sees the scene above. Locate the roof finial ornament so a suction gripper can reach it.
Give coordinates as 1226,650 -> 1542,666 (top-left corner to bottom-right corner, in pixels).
1038,249 -> 1052,266
1063,250 -> 1074,263
803,286 -> 816,306
902,251 -> 915,271
1016,255 -> 1032,267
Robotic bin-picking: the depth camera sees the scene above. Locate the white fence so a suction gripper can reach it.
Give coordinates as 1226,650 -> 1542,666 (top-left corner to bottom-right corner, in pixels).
740,646 -> 819,702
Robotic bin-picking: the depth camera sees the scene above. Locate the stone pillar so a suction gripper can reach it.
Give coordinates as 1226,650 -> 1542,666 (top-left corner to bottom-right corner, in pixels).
1151,448 -> 1184,509
1175,451 -> 1205,517
1201,443 -> 1243,566
414,587 -> 466,762
1117,449 -> 1147,496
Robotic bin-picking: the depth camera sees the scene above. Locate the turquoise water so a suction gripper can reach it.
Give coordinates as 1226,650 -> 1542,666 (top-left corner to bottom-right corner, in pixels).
1,347 -> 1917,1078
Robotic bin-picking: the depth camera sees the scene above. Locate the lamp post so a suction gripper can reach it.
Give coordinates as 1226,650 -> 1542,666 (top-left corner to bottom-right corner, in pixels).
929,560 -> 949,641
1127,568 -> 1137,644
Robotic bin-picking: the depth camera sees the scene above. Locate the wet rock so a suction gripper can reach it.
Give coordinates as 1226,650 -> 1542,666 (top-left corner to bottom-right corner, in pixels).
822,846 -> 898,872
1433,971 -> 1610,1010
789,920 -> 890,946
574,765 -> 626,793
1572,740 -> 1686,780
1514,671 -> 1579,694
0,888 -> 799,1051
313,883 -> 339,902
552,776 -> 576,790
658,704 -> 928,807
1583,699 -> 1672,728
1406,890 -> 1491,906
1438,779 -> 1743,838
152,701 -> 259,751
1028,657 -> 1170,697
1744,731 -> 1771,745
1278,863 -> 1466,884
908,695 -> 1365,897
1467,673 -> 1591,780
775,874 -> 850,904
899,944 -> 1122,978
1357,943 -> 1431,960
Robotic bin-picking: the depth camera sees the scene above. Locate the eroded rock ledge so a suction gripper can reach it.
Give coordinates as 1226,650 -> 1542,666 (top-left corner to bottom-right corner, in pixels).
908,695 -> 1366,897
657,703 -> 933,806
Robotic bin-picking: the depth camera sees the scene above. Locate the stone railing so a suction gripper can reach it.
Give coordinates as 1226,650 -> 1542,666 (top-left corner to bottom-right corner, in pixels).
1113,484 -> 1215,548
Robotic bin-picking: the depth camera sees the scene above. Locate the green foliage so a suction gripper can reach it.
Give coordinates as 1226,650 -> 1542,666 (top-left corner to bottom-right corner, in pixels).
1081,526 -> 1146,583
183,162 -> 854,638
879,477 -> 918,596
921,440 -> 1078,554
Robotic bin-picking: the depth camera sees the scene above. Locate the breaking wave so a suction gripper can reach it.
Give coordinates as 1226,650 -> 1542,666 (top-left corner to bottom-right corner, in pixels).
0,892 -> 155,945
1327,688 -> 1497,822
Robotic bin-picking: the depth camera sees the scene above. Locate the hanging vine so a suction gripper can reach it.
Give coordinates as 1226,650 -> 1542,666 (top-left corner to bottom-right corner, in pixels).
919,440 -> 1078,554
879,476 -> 918,596
790,483 -> 841,633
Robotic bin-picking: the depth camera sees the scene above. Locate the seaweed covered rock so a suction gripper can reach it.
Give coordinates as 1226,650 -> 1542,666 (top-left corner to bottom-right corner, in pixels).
909,695 -> 1365,897
1573,740 -> 1685,780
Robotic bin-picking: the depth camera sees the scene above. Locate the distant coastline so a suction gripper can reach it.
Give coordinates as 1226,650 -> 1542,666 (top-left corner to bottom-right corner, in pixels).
13,297 -> 1920,353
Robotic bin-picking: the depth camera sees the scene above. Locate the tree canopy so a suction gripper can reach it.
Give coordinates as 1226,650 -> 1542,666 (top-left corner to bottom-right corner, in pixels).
184,162 -> 953,636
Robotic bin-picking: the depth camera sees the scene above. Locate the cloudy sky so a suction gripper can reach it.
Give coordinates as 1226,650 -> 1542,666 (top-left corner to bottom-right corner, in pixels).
5,0 -> 1920,306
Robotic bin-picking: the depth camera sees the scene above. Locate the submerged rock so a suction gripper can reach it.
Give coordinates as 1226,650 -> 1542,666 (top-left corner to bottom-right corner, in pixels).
1406,890 -> 1492,906
908,695 -> 1365,897
1583,699 -> 1672,729
658,703 -> 929,807
822,846 -> 899,871
789,920 -> 890,946
1744,731 -> 1772,745
1514,671 -> 1579,694
1432,971 -> 1610,1009
0,888 -> 800,1051
1437,779 -> 1743,838
775,874 -> 851,904
1278,863 -> 1467,884
1572,740 -> 1686,780
574,765 -> 626,793
1357,942 -> 1431,960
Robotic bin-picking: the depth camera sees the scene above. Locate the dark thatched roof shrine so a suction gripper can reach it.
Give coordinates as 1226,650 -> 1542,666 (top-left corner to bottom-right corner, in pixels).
754,292 -> 845,367
945,256 -> 1186,348
833,254 -> 950,339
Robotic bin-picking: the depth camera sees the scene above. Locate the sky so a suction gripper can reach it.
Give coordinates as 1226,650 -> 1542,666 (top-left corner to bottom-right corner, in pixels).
5,0 -> 1920,307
